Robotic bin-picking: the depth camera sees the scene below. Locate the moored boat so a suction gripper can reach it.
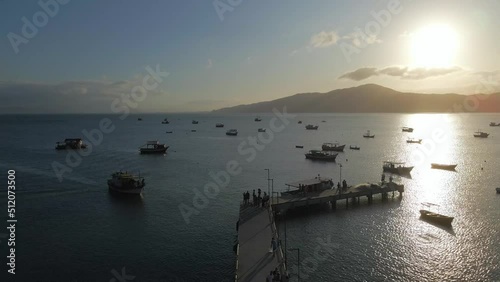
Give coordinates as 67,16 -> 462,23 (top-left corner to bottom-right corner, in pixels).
473,131 -> 489,138
305,124 -> 318,130
192,120 -> 199,124
298,121 -> 303,124
431,163 -> 457,170
226,129 -> 238,136
216,123 -> 224,128
419,202 -> 453,226
137,118 -> 142,121
107,171 -> 145,195
383,161 -> 413,174
305,150 -> 338,161
496,187 -> 500,193
363,130 -> 375,138
161,118 -> 169,124
139,141 -> 169,154
489,122 -> 500,127
254,117 -> 262,122
282,176 -> 334,197
349,145 -> 360,150
322,142 -> 345,152
407,138 -> 422,144
402,127 -> 414,132
295,145 -> 304,148
258,128 -> 266,132
55,138 -> 87,150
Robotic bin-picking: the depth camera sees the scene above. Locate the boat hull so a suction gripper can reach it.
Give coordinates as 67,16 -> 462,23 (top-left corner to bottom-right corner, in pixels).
420,209 -> 453,225
108,185 -> 144,195
363,135 -> 375,138
349,146 -> 360,150
305,154 -> 337,162
383,166 -> 414,174
139,147 -> 169,154
431,164 -> 457,170
322,144 -> 345,152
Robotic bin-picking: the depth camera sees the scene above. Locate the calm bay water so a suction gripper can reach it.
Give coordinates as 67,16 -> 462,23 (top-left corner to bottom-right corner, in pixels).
0,113 -> 499,281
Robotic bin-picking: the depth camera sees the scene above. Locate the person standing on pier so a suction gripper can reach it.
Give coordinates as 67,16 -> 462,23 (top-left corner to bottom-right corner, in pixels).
270,237 -> 277,257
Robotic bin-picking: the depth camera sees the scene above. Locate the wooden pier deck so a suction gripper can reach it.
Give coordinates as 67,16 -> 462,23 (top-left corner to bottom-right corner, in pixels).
271,181 -> 404,212
235,204 -> 286,282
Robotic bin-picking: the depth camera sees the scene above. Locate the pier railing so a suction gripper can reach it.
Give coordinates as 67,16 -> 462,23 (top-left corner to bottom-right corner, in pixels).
268,206 -> 288,278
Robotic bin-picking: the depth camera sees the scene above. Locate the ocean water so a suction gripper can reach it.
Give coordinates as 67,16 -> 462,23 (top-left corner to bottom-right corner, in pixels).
0,113 -> 499,281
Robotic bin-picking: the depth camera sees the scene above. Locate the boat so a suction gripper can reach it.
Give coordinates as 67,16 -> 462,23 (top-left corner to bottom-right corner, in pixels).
419,202 -> 453,226
406,138 -> 422,144
295,145 -> 304,148
107,171 -> 145,195
191,130 -> 196,132
305,150 -> 338,161
216,123 -> 224,128
226,129 -> 238,136
192,120 -> 199,124
166,131 -> 173,134
363,130 -> 375,138
254,117 -> 262,122
349,145 -> 360,150
258,128 -> 266,132
402,127 -> 414,132
473,131 -> 489,138
161,118 -> 169,124
137,118 -> 142,121
431,163 -> 457,170
55,138 -> 87,150
321,120 -> 326,123
298,121 -> 303,124
321,142 -> 346,152
383,161 -> 414,174
281,176 -> 334,197
139,141 -> 169,154
496,187 -> 500,193
305,124 -> 319,130
489,122 -> 500,127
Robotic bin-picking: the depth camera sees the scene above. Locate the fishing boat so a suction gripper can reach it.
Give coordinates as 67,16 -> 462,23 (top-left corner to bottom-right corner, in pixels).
254,117 -> 262,122
473,131 -> 489,138
216,123 -> 224,128
383,161 -> 414,174
363,130 -> 375,138
55,138 -> 87,150
161,118 -> 169,124
489,122 -> 500,127
322,142 -> 345,152
139,141 -> 169,154
298,121 -> 303,124
192,120 -> 199,124
349,145 -> 360,150
226,129 -> 238,136
406,138 -> 422,144
402,127 -> 414,132
107,171 -> 145,195
258,128 -> 266,132
419,202 -> 454,226
305,124 -> 319,130
305,150 -> 338,161
431,163 -> 457,170
281,176 -> 334,197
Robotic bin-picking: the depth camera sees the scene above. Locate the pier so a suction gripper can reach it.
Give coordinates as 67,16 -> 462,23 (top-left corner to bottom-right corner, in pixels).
235,204 -> 286,281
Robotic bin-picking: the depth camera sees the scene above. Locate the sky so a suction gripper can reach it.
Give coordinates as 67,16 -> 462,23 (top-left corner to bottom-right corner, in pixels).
1,0 -> 500,113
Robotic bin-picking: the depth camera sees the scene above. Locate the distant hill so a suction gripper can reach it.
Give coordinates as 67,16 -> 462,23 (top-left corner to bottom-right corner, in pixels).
213,84 -> 500,113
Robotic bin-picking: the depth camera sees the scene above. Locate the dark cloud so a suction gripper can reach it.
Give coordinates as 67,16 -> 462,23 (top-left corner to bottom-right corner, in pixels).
339,66 -> 463,81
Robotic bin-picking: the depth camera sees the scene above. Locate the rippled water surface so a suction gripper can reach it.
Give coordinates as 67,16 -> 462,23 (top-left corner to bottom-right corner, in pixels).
0,113 -> 499,281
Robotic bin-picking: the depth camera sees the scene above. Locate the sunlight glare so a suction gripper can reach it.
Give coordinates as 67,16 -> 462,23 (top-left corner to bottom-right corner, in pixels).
410,25 -> 460,68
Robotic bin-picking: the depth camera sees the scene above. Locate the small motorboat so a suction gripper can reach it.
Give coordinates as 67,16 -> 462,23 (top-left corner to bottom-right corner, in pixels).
407,138 -> 422,144
473,131 -> 489,138
192,120 -> 199,124
295,145 -> 304,148
431,163 -> 457,170
305,150 -> 338,161
216,123 -> 224,128
55,138 -> 87,150
349,146 -> 360,150
139,141 -> 169,154
402,127 -> 414,132
161,118 -> 169,124
254,117 -> 262,122
298,121 -> 303,124
322,142 -> 345,152
383,161 -> 413,174
226,129 -> 238,136
305,124 -> 319,130
419,202 -> 453,226
258,128 -> 266,132
489,122 -> 500,127
496,187 -> 500,193
107,171 -> 145,195
363,130 -> 375,138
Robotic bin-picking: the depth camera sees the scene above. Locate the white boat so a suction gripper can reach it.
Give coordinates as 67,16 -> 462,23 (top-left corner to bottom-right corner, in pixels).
107,171 -> 145,195
226,129 -> 238,136
363,130 -> 375,138
139,141 -> 169,154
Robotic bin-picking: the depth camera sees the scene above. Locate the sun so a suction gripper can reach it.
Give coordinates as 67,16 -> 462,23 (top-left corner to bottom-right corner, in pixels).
409,24 -> 460,68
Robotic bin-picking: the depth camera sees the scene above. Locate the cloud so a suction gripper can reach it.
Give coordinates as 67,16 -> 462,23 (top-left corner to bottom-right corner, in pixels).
339,66 -> 463,81
310,31 -> 340,48
343,30 -> 382,47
